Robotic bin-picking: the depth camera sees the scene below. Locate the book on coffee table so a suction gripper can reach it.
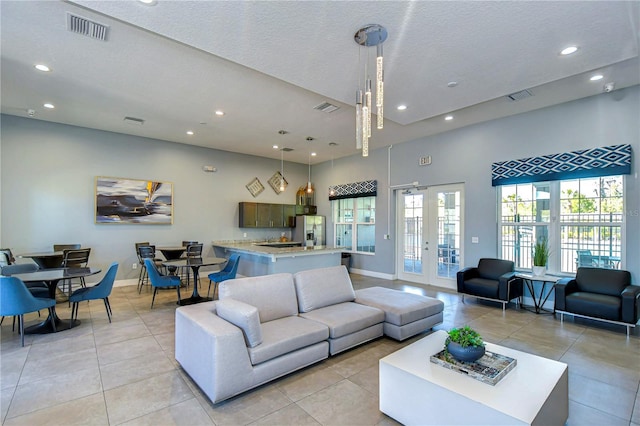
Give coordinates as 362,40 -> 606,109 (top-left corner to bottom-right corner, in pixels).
430,349 -> 517,385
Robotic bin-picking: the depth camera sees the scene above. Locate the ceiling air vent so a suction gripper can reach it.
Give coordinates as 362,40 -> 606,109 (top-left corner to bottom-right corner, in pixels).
506,89 -> 533,101
123,116 -> 144,126
313,102 -> 340,113
67,13 -> 109,41
281,147 -> 294,152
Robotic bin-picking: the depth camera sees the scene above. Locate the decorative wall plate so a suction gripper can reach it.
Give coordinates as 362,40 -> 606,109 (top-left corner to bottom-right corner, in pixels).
246,177 -> 265,198
268,171 -> 288,194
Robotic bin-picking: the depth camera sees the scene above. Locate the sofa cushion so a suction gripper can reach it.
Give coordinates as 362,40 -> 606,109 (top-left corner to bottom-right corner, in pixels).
462,277 -> 499,299
215,298 -> 263,348
219,273 -> 298,322
299,302 -> 384,338
566,292 -> 621,321
247,316 -> 329,365
355,287 -> 444,326
294,266 -> 355,313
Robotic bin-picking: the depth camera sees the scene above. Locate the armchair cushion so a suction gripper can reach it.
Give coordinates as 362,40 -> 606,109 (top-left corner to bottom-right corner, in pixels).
565,292 -> 621,321
215,298 -> 263,348
574,267 -> 631,296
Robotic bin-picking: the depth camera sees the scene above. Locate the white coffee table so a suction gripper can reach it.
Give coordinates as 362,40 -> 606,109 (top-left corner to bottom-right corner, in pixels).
379,330 -> 568,425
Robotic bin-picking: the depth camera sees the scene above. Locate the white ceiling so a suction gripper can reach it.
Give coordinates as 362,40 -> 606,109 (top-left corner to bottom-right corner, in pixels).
1,1 -> 639,164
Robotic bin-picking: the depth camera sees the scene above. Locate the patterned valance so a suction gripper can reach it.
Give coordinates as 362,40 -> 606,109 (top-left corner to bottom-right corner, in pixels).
328,180 -> 377,200
491,144 -> 632,186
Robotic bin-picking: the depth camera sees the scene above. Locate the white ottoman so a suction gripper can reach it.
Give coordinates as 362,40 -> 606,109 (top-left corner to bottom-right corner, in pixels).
355,287 -> 444,340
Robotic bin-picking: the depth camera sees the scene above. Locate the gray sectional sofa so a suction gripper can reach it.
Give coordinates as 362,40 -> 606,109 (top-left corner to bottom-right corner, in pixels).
175,265 -> 444,403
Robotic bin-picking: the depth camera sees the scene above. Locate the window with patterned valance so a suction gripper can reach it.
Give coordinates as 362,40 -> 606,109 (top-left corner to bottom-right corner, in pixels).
491,144 -> 632,186
328,180 -> 377,200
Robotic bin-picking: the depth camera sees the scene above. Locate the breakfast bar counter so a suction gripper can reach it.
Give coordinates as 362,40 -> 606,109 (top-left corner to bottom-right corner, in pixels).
212,241 -> 343,276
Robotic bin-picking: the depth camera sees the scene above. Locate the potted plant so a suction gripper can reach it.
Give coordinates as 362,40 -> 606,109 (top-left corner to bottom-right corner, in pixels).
444,326 -> 485,363
532,236 -> 549,276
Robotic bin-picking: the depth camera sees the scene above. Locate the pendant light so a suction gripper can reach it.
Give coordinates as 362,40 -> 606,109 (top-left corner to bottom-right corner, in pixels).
354,24 -> 387,157
305,137 -> 314,195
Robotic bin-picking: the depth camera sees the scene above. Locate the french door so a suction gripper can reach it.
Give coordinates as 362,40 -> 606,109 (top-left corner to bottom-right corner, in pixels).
396,184 -> 464,289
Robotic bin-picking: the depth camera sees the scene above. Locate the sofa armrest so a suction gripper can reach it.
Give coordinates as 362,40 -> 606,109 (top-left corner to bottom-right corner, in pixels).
621,285 -> 640,324
554,278 -> 578,311
175,302 -> 254,403
456,267 -> 479,292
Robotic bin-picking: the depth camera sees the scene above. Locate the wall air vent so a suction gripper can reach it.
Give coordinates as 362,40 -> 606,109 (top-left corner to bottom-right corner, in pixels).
123,116 -> 144,126
67,13 -> 109,41
281,147 -> 294,152
313,102 -> 340,113
506,89 -> 533,101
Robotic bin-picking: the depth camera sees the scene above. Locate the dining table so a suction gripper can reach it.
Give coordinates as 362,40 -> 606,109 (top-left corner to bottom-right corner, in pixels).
18,251 -> 64,269
12,267 -> 101,333
157,246 -> 187,260
162,257 -> 227,306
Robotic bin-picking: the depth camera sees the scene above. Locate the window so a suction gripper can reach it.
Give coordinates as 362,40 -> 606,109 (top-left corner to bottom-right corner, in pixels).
333,196 -> 375,253
499,176 -> 624,274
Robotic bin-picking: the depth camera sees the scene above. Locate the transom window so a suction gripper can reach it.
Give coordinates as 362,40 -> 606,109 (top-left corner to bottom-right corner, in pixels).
499,176 -> 624,274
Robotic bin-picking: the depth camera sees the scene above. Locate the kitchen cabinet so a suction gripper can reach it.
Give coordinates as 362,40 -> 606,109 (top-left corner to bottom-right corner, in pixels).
239,202 -> 295,228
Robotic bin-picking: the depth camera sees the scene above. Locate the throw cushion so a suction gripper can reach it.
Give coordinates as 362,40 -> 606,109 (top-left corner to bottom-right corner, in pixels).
294,265 -> 355,313
215,298 -> 263,348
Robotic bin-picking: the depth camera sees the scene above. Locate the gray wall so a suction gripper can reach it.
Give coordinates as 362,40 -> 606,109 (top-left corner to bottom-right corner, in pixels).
314,87 -> 639,281
2,86 -> 638,283
0,115 -> 309,281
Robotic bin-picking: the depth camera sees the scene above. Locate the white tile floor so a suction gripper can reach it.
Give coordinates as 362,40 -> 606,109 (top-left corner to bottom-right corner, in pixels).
1,274 -> 639,425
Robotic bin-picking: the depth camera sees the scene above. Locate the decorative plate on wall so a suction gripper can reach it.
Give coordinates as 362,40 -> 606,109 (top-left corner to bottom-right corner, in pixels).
268,171 -> 287,194
246,177 -> 265,198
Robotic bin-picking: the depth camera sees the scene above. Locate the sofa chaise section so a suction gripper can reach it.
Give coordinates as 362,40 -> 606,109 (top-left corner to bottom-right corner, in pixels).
355,286 -> 444,340
294,266 -> 385,355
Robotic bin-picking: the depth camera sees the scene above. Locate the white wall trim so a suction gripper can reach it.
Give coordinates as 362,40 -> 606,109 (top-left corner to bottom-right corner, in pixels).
350,268 -> 395,280
115,278 -> 137,288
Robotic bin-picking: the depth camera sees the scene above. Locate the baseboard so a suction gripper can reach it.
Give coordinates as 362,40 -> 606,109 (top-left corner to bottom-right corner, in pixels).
115,278 -> 137,288
349,268 -> 395,280
521,295 -> 555,311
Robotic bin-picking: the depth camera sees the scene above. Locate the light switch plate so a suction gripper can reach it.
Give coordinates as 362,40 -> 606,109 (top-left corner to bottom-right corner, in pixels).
471,237 -> 479,243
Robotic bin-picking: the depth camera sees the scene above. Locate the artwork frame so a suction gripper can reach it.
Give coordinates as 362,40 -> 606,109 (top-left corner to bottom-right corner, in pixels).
95,176 -> 173,224
246,177 -> 265,198
268,171 -> 288,194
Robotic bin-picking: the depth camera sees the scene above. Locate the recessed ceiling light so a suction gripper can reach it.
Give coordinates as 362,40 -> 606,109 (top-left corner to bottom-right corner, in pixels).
447,81 -> 458,88
397,105 -> 407,111
273,145 -> 279,149
444,115 -> 453,121
35,64 -> 50,72
139,0 -> 156,4
311,152 -> 317,156
560,46 -> 578,55
590,74 -> 604,81
186,131 -> 194,135
43,103 -> 55,109
215,110 -> 224,116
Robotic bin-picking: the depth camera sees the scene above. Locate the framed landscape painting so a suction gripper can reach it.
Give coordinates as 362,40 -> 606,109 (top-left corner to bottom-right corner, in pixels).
95,177 -> 173,224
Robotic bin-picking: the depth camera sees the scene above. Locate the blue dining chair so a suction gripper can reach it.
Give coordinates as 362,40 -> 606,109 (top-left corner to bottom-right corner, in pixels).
144,258 -> 182,308
1,263 -> 49,330
0,276 -> 57,346
69,262 -> 118,327
206,254 -> 241,299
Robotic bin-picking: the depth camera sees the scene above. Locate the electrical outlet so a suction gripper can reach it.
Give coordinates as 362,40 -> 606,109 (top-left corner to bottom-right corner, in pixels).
132,263 -> 138,269
243,233 -> 247,238
471,237 -> 479,243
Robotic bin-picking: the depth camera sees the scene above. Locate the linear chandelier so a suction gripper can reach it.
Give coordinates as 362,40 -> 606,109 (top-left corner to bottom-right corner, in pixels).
355,24 -> 387,157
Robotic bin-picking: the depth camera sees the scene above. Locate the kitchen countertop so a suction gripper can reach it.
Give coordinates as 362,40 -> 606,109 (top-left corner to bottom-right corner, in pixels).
212,240 -> 345,259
